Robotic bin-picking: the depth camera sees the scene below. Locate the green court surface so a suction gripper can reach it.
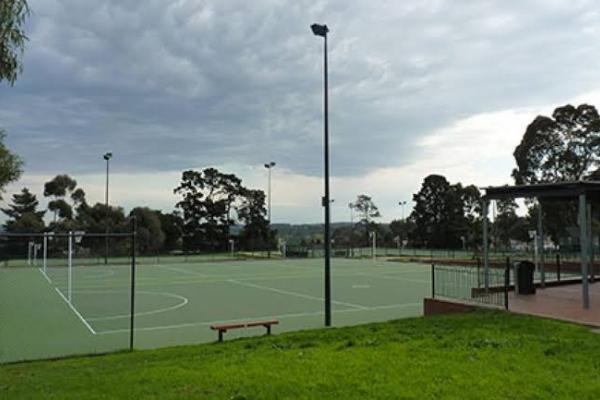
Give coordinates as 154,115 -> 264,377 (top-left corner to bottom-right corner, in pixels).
0,258 -> 430,363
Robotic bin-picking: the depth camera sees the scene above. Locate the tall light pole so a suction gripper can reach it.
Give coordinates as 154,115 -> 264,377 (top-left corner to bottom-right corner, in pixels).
348,202 -> 354,257
103,152 -> 112,265
311,22 -> 331,327
399,201 -> 407,220
264,162 -> 276,222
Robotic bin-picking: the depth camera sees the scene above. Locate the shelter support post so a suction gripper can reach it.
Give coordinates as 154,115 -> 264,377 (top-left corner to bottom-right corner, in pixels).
482,199 -> 489,292
538,201 -> 545,288
587,204 -> 594,283
579,193 -> 590,309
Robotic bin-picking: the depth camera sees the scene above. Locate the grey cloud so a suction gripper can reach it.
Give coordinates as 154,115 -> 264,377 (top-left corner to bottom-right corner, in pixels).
2,0 -> 600,178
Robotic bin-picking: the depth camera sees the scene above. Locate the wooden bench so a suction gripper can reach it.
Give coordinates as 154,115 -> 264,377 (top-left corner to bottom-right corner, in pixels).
210,320 -> 279,342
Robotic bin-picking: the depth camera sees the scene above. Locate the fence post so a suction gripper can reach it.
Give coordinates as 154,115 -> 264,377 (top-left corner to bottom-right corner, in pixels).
477,257 -> 481,288
431,263 -> 435,298
504,257 -> 510,310
129,217 -> 137,352
556,253 -> 561,282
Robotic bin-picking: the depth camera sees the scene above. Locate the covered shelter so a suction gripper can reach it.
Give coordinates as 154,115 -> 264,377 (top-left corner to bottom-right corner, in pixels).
481,181 -> 600,310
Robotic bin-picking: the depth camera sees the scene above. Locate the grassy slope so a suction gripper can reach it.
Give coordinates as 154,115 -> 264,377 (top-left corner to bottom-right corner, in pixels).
2,311 -> 600,399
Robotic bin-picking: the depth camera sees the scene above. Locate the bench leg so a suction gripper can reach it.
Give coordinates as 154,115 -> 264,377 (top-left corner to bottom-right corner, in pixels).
266,325 -> 271,335
218,330 -> 224,342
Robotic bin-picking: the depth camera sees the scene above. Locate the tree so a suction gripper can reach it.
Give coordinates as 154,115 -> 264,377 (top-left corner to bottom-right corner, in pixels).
350,195 -> 381,245
511,104 -> 600,243
1,188 -> 45,232
174,168 -> 243,252
130,207 -> 165,255
492,199 -> 530,249
0,0 -> 29,85
512,104 -> 600,184
158,211 -> 183,252
0,130 -> 22,199
389,219 -> 416,245
237,189 -> 275,251
410,175 -> 480,249
43,174 -> 78,224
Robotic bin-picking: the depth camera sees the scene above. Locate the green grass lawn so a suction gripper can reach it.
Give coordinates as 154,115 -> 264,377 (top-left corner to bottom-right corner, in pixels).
2,310 -> 600,399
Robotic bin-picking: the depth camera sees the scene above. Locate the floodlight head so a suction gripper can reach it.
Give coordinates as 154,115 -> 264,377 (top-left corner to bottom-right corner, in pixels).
311,23 -> 329,37
103,152 -> 113,161
264,161 -> 276,169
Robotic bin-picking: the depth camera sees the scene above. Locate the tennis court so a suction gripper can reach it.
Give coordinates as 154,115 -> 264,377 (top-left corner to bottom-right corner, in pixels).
0,258 -> 430,363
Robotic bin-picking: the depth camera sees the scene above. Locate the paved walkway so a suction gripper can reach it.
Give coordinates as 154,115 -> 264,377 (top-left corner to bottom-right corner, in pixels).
509,282 -> 600,327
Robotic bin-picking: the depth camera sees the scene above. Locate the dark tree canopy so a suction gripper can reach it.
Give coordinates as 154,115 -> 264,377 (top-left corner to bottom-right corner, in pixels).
410,175 -> 481,249
237,189 -> 275,251
44,175 -> 77,198
350,194 -> 381,245
130,207 -> 165,255
512,104 -> 600,184
0,130 -> 23,199
0,0 -> 29,85
1,187 -> 45,232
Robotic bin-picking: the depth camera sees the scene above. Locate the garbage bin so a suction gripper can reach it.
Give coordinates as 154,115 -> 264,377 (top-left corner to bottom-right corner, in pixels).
516,261 -> 536,295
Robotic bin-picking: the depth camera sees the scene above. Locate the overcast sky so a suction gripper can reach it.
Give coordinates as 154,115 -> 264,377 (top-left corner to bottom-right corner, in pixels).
2,0 -> 600,223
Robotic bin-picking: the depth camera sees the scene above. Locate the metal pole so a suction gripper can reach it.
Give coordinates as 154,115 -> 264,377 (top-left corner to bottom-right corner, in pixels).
431,263 -> 435,298
538,202 -> 545,287
504,257 -> 510,310
129,217 -> 137,351
482,199 -> 489,291
349,204 -> 354,258
105,157 -> 109,265
579,193 -> 590,309
556,253 -> 561,282
372,231 -> 376,261
268,167 -> 272,223
68,231 -> 73,303
587,204 -> 594,282
43,233 -> 47,276
323,32 -> 331,327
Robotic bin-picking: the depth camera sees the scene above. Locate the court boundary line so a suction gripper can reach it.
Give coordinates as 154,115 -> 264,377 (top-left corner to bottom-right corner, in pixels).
86,291 -> 189,321
54,288 -> 97,335
37,267 -> 52,284
68,267 -> 432,291
228,279 -> 369,310
95,302 -> 422,335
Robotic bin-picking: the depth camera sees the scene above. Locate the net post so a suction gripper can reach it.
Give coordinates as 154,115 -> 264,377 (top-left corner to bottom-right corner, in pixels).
129,216 -> 137,352
431,263 -> 435,298
504,257 -> 510,310
43,233 -> 47,276
68,231 -> 73,303
556,253 -> 561,282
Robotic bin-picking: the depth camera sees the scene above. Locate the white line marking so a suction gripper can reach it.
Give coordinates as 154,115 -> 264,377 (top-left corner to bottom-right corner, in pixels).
86,291 -> 189,321
95,302 -> 422,335
54,288 -> 97,335
228,279 -> 368,310
38,268 -> 52,284
77,269 -> 115,280
155,264 -> 209,278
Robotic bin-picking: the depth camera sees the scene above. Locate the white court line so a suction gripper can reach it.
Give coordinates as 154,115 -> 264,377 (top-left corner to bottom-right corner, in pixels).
38,267 -> 52,284
86,291 -> 189,321
355,272 -> 429,284
155,264 -> 209,278
95,302 -> 422,335
228,279 -> 369,310
57,267 -> 431,291
54,288 -> 97,335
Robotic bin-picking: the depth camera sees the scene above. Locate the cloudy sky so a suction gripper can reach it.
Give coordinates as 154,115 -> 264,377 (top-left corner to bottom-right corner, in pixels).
2,0 -> 600,223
